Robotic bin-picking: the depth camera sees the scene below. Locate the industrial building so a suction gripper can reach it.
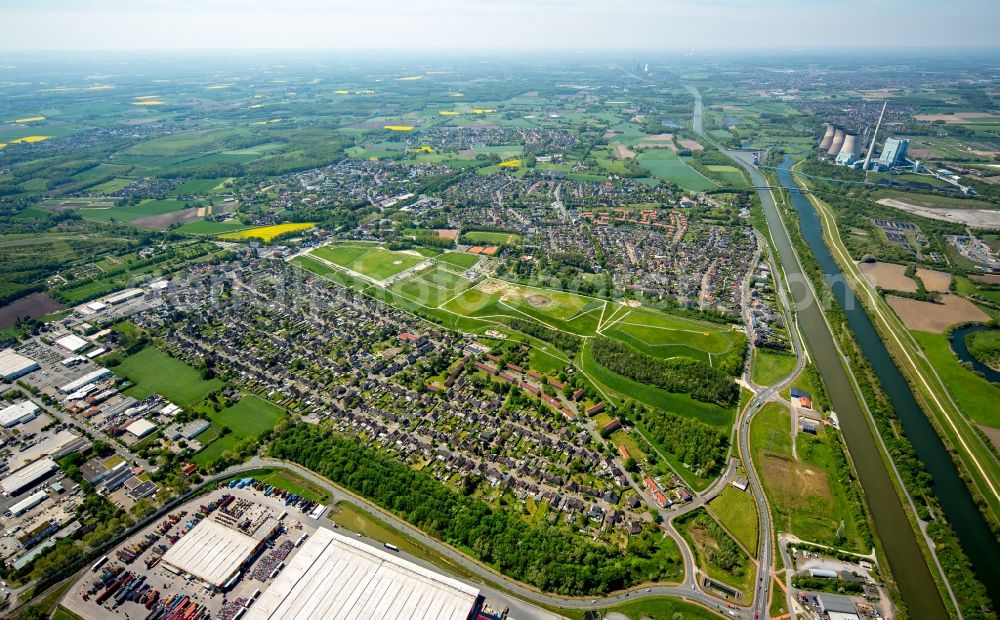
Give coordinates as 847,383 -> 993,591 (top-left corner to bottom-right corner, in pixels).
819,594 -> 861,620
0,349 -> 39,382
0,401 -> 40,427
104,288 -> 144,305
55,334 -> 89,353
0,458 -> 59,496
878,137 -> 910,168
247,527 -> 480,620
58,368 -> 111,393
160,518 -> 267,589
7,489 -> 48,517
125,418 -> 157,439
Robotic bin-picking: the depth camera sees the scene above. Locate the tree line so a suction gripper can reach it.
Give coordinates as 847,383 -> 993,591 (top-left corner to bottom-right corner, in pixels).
628,404 -> 729,477
509,317 -> 582,354
591,336 -> 739,406
269,425 -> 679,595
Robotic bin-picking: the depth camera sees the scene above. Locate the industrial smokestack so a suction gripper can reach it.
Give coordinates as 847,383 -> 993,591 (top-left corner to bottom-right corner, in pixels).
819,123 -> 836,150
839,134 -> 861,158
827,128 -> 846,157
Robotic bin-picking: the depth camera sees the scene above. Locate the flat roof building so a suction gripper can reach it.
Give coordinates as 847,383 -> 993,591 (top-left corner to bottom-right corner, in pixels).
247,527 -> 479,620
160,518 -> 264,589
125,418 -> 157,439
55,334 -> 89,353
0,401 -> 40,427
0,458 -> 59,496
59,369 -> 111,393
0,349 -> 39,382
104,288 -> 144,305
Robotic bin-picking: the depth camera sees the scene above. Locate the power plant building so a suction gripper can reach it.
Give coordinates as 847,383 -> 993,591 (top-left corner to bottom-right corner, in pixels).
827,128 -> 846,157
819,124 -> 836,150
835,134 -> 862,165
247,527 -> 480,620
878,137 -> 910,167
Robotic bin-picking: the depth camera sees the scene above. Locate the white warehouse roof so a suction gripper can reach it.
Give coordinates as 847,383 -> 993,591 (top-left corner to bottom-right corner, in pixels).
59,368 -> 111,393
0,401 -> 40,427
55,334 -> 89,353
0,349 -> 39,381
247,527 -> 479,620
0,458 -> 58,496
161,518 -> 261,588
126,418 -> 157,438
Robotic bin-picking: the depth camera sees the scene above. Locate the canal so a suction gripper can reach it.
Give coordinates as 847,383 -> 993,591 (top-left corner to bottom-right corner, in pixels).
731,152 -> 949,617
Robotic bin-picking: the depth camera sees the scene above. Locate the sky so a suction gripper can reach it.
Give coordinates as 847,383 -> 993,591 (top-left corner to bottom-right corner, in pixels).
1,0 -> 998,52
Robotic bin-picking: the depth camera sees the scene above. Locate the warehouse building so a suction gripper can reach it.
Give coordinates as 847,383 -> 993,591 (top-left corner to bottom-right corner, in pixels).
0,401 -> 40,428
55,334 -> 89,354
0,458 -> 59,496
247,527 -> 480,620
819,594 -> 861,620
105,288 -> 144,305
160,518 -> 267,589
59,368 -> 112,394
6,489 -> 48,517
0,349 -> 39,382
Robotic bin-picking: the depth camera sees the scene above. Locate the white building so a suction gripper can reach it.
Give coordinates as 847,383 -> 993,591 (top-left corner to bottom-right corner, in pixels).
0,349 -> 39,382
0,458 -> 59,496
0,401 -> 40,427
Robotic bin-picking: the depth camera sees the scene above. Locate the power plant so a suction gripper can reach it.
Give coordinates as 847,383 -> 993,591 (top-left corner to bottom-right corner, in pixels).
835,133 -> 861,165
819,123 -> 836,150
826,128 -> 846,157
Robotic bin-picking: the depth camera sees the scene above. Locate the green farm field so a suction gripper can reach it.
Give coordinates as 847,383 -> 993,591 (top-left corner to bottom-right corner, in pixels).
88,177 -> 133,194
176,220 -> 251,235
75,199 -> 195,224
637,150 -> 718,192
170,177 -> 233,195
118,346 -> 223,408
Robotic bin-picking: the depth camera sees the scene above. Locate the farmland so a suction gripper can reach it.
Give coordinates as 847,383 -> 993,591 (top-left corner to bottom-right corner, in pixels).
218,222 -> 315,242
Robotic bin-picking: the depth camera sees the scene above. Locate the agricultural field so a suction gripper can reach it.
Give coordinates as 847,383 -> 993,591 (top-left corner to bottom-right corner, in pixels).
117,346 -> 223,409
636,149 -> 718,192
70,198 -> 198,228
88,177 -> 134,194
308,242 -> 427,282
219,222 -> 315,242
170,177 -> 234,195
175,219 -> 251,235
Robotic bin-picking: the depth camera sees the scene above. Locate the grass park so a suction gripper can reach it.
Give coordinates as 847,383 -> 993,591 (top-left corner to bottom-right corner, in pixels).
707,485 -> 759,556
308,242 -> 427,282
751,349 -> 798,387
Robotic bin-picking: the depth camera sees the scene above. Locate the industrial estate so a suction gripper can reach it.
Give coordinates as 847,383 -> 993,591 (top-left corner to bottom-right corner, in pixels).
0,24 -> 998,620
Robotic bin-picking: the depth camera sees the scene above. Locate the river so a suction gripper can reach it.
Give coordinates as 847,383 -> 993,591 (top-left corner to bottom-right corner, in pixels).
950,324 -> 1000,384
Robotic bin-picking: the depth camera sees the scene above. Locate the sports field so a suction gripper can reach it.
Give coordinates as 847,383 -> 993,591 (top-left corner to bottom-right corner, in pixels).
463,230 -> 521,245
118,346 -> 223,408
309,243 -> 427,282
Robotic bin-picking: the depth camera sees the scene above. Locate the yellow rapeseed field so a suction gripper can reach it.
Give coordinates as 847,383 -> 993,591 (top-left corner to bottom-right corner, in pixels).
472,109 -> 496,114
134,95 -> 160,100
335,90 -> 351,94
499,159 -> 521,168
14,115 -> 45,123
0,143 -> 6,149
449,93 -> 465,97
413,145 -> 434,153
383,125 -> 414,131
10,136 -> 50,144
219,222 -> 315,242
133,101 -> 165,106
248,104 -> 264,109
398,76 -> 423,81
206,84 -> 232,89
438,111 -> 459,116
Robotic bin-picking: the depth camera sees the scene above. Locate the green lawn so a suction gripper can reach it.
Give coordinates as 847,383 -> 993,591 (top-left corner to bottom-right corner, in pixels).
192,433 -> 240,467
250,468 -> 330,502
676,508 -> 753,598
912,331 -> 1000,428
170,177 -> 233,195
751,349 -> 798,387
707,485 -> 759,556
212,395 -> 285,438
563,598 -> 722,620
636,150 -> 718,192
118,346 -> 222,408
88,177 -> 133,194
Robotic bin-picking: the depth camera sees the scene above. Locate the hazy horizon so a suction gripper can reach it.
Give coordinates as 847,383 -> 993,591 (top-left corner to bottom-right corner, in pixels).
2,0 -> 998,52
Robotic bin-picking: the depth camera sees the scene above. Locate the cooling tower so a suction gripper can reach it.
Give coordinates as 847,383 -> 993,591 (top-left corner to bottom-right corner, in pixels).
827,128 -> 846,156
819,123 -> 836,150
839,133 -> 861,158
